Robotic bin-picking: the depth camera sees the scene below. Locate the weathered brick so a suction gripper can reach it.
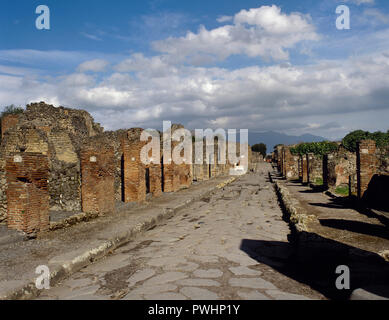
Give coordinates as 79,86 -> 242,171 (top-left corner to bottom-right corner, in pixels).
5,152 -> 49,234
81,145 -> 115,214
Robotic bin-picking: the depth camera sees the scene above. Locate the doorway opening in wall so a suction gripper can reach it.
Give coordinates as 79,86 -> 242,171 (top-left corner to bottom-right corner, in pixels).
145,167 -> 151,194
161,157 -> 164,192
121,154 -> 125,201
209,154 -> 212,178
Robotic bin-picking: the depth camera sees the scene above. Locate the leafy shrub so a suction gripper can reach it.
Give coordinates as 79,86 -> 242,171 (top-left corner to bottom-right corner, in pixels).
290,141 -> 338,157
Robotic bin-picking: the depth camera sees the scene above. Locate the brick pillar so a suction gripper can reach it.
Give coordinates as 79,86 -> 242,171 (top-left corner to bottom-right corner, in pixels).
298,155 -> 303,181
81,146 -> 115,213
282,147 -> 286,177
302,154 -> 308,184
1,114 -> 20,139
306,153 -> 314,184
5,152 -> 49,234
123,135 -> 162,201
122,138 -> 145,202
283,147 -> 295,179
357,140 -> 378,200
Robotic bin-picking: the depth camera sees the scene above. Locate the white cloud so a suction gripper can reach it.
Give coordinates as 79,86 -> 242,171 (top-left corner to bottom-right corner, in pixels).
77,59 -> 110,72
1,5 -> 389,139
217,16 -> 233,23
153,5 -> 319,63
1,48 -> 388,139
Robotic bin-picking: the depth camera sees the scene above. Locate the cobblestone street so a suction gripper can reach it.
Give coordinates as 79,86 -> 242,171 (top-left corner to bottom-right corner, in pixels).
37,163 -> 324,300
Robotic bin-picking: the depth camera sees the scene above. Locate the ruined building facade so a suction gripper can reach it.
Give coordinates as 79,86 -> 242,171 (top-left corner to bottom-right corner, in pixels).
0,102 -> 254,234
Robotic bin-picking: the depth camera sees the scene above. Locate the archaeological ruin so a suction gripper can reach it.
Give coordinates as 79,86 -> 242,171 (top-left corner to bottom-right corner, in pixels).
274,139 -> 389,211
0,102 -> 256,234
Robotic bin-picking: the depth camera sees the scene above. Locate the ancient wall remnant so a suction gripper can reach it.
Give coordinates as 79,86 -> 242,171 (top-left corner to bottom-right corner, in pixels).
5,152 -> 49,234
282,147 -> 299,180
122,128 -> 162,202
1,114 -> 20,139
302,155 -> 308,184
357,140 -> 378,199
306,153 -> 323,184
0,102 -> 105,214
81,145 -> 115,214
323,147 -> 356,191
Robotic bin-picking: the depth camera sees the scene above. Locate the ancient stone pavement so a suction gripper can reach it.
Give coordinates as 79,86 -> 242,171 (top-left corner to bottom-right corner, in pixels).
37,163 -> 324,300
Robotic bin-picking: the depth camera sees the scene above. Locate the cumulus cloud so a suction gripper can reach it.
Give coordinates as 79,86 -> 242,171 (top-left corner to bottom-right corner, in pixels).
153,5 -> 319,63
1,5 -> 389,140
1,48 -> 389,139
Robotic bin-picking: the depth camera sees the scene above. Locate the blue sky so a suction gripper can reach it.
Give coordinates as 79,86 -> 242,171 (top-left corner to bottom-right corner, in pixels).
1,0 -> 389,139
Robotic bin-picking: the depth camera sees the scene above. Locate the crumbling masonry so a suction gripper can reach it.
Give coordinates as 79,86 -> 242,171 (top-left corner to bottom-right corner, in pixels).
0,102 -> 254,234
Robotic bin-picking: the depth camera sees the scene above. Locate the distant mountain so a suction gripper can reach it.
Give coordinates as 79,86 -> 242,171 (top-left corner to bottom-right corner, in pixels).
249,131 -> 328,153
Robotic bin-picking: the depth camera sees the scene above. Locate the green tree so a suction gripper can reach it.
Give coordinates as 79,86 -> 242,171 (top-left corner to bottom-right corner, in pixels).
252,143 -> 267,158
342,130 -> 389,152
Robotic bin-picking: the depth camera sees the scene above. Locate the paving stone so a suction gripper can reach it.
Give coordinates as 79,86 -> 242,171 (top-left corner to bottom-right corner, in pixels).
224,253 -> 258,266
180,287 -> 219,300
176,278 -> 221,287
171,262 -> 199,272
237,290 -> 271,300
229,277 -> 277,290
59,285 -> 101,300
229,266 -> 262,276
190,255 -> 219,263
265,289 -> 311,300
144,292 -> 187,300
122,293 -> 144,300
129,284 -> 177,296
127,269 -> 156,287
142,272 -> 188,286
147,256 -> 187,267
193,269 -> 223,278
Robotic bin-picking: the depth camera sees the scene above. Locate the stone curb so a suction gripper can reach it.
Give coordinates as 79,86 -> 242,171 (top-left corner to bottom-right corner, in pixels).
274,180 -> 317,233
1,176 -> 237,300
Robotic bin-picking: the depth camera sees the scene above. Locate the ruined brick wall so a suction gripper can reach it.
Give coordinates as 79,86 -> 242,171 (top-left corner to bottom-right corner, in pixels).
81,145 -> 115,214
192,140 -> 205,181
5,153 -> 49,234
359,143 -> 389,210
0,126 -> 49,221
86,130 -> 127,201
273,145 -> 282,172
283,147 -> 299,180
323,146 -> 356,191
0,102 -> 105,217
163,124 -> 191,192
298,156 -> 303,181
123,128 -> 162,202
1,114 -> 20,139
302,155 -> 308,184
307,153 -> 323,184
357,140 -> 378,199
377,145 -> 389,175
